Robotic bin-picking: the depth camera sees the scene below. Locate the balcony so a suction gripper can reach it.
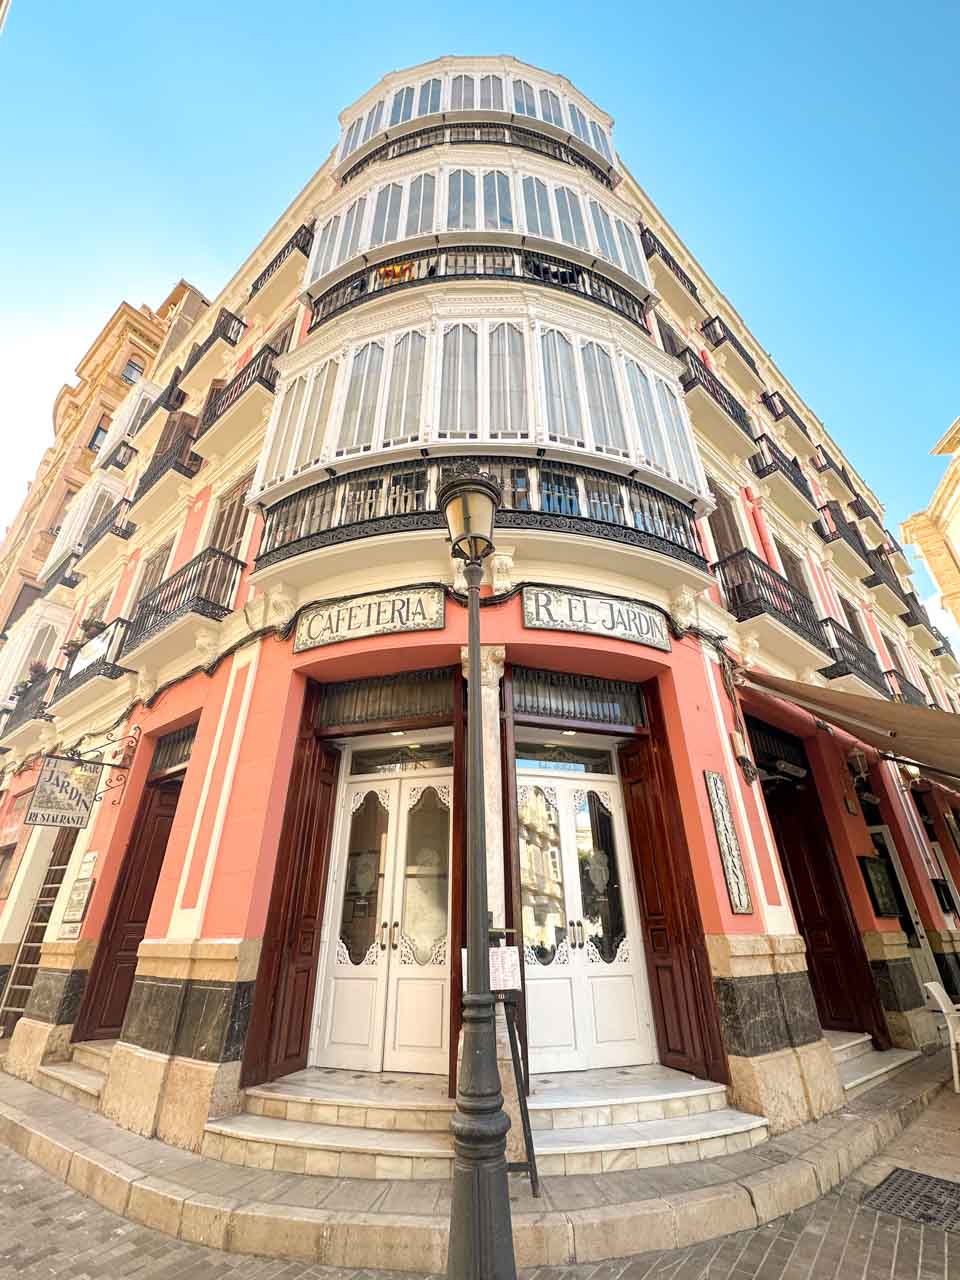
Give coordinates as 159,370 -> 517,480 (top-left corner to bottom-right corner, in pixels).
931,628 -> 960,677
899,591 -> 939,652
701,315 -> 764,391
748,435 -> 818,524
133,374 -> 187,456
676,348 -> 755,456
761,391 -> 811,455
307,243 -> 652,337
810,444 -> 855,503
49,618 -> 131,717
42,555 -> 82,605
193,345 -> 279,461
818,617 -> 889,696
73,499 -> 136,577
863,547 -> 908,617
2,667 -> 58,744
640,227 -> 704,321
130,416 -> 202,523
179,308 -> 246,398
847,494 -> 885,547
816,502 -> 871,579
248,223 -> 314,320
121,548 -> 244,668
254,455 -> 710,593
103,441 -> 137,472
885,669 -> 928,708
883,530 -> 911,579
713,548 -> 831,668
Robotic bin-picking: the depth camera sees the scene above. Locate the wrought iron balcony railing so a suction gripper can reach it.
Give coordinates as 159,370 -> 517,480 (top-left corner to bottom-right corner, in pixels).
816,501 -> 871,566
713,548 -> 830,652
701,315 -> 760,377
3,668 -> 59,738
133,418 -> 202,505
104,441 -> 137,471
849,494 -> 882,528
640,227 -> 701,303
811,443 -> 854,492
121,547 -> 245,655
761,391 -> 810,440
51,618 -> 130,704
899,590 -> 934,634
250,224 -> 314,299
308,244 -> 651,336
932,628 -> 956,661
256,455 -> 706,573
199,344 -> 279,434
819,617 -> 888,694
182,308 -> 246,379
863,546 -> 908,606
136,371 -> 186,435
677,348 -> 755,439
342,122 -> 614,188
42,556 -> 81,597
885,669 -> 927,708
80,498 -> 136,558
749,435 -> 815,507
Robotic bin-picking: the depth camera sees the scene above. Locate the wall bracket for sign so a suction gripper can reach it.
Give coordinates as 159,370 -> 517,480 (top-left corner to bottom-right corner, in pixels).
63,724 -> 142,804
24,725 -> 145,831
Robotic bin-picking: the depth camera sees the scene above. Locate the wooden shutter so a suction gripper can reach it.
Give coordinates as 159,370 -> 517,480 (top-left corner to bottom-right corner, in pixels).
208,475 -> 253,560
133,541 -> 173,607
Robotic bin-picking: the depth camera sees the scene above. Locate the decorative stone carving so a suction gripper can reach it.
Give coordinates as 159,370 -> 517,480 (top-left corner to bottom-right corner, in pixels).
670,585 -> 699,632
491,546 -> 515,594
740,632 -> 761,668
136,671 -> 157,703
195,627 -> 219,664
452,560 -> 467,594
704,770 -> 753,915
267,585 -> 296,627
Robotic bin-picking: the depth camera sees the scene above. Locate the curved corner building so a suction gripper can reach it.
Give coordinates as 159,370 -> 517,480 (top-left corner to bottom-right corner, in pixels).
0,57 -> 958,1269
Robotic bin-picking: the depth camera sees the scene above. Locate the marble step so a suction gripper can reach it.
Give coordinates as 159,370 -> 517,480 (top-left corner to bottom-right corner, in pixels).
35,1061 -> 105,1112
838,1047 -> 920,1099
824,1030 -> 875,1066
70,1040 -> 116,1074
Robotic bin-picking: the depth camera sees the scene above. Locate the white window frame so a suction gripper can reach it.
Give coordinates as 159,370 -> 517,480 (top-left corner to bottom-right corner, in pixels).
513,79 -> 537,117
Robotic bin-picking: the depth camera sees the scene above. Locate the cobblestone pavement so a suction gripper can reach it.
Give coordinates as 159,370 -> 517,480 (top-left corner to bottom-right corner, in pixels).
2,1095 -> 960,1280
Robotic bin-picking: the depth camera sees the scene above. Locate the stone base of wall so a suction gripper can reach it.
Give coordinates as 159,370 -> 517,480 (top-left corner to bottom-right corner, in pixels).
863,931 -> 938,1051
4,942 -> 95,1082
927,929 -> 960,998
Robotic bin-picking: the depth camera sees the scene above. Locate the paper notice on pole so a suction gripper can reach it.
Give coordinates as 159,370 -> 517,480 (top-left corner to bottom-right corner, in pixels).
461,946 -> 522,992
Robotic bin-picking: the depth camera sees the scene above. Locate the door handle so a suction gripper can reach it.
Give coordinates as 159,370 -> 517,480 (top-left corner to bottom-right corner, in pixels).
568,920 -> 576,947
577,920 -> 585,949
380,922 -> 388,951
391,921 -> 400,949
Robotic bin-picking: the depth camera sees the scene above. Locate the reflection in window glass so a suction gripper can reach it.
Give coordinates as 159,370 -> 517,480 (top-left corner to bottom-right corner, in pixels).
522,176 -> 553,238
417,78 -> 441,116
400,786 -> 450,964
519,787 -> 567,964
568,102 -> 590,142
582,342 -> 627,453
516,743 -> 614,772
406,173 -> 435,236
489,323 -> 527,439
339,792 -> 389,964
447,169 -> 477,230
513,79 -> 537,116
384,332 -> 426,445
555,187 -> 588,249
539,88 -> 564,127
351,745 -> 454,775
370,183 -> 402,247
541,330 -> 583,444
576,791 -> 627,963
451,75 -> 474,110
390,85 -> 414,125
483,170 -> 513,230
479,75 -> 504,110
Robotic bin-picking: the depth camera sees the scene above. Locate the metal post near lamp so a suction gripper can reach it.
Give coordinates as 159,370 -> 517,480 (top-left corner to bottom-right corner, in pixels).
437,465 -> 516,1280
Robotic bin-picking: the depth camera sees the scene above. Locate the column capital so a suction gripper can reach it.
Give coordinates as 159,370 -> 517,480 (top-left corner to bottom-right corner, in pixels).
460,643 -> 505,686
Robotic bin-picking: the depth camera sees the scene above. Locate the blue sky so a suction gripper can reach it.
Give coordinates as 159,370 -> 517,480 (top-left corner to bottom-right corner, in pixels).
1,0 -> 957,605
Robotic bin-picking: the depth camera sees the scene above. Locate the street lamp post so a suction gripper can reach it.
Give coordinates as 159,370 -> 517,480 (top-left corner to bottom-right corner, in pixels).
438,466 -> 517,1280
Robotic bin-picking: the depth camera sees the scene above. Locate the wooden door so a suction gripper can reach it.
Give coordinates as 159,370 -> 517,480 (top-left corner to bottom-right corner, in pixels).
242,692 -> 339,1086
80,779 -> 182,1040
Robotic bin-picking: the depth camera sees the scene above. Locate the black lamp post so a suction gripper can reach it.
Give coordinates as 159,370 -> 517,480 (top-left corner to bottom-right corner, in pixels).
438,466 -> 517,1280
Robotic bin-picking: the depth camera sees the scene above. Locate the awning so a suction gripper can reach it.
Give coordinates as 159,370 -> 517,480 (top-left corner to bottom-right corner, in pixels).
741,670 -> 960,783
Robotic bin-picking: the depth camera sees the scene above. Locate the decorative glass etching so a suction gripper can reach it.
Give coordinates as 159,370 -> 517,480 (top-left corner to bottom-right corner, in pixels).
339,790 -> 389,963
399,785 -> 450,964
704,770 -> 753,914
574,789 -> 627,963
518,785 -> 567,964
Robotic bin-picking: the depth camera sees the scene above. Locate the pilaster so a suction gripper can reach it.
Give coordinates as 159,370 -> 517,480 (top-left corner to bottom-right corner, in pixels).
461,643 -> 506,929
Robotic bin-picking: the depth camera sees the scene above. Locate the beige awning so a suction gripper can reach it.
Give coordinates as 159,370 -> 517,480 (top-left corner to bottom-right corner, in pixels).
741,670 -> 960,782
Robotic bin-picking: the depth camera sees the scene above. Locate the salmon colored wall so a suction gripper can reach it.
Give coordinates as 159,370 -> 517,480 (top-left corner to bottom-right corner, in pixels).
110,549 -> 142,622
0,762 -> 41,903
922,786 -> 960,889
169,486 -> 212,574
871,762 -> 947,930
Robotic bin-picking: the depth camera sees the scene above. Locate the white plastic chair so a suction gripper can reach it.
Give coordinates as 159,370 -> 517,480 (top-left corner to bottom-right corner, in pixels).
924,980 -> 960,1093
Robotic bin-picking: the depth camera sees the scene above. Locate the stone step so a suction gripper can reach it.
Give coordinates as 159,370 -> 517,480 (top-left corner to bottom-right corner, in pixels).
70,1040 -> 115,1074
35,1061 -> 105,1112
824,1030 -> 875,1065
838,1047 -> 921,1099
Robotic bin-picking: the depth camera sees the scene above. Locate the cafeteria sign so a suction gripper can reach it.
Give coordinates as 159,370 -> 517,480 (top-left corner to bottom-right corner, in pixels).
25,756 -> 104,829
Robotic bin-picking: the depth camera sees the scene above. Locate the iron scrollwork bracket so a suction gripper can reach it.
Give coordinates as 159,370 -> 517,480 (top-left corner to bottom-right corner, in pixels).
64,725 -> 142,806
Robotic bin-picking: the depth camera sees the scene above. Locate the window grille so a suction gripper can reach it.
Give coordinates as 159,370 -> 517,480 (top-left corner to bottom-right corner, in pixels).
314,667 -> 456,727
150,723 -> 198,776
512,667 -> 645,727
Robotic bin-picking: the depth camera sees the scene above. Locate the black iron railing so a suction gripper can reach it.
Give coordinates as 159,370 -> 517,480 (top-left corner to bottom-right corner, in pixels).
133,420 -> 202,506
863,546 -> 908,604
250,224 -> 315,299
811,443 -> 854,492
900,590 -> 934,633
816,502 -> 871,566
702,316 -> 760,377
932,628 -> 956,661
200,345 -> 279,434
761,391 -> 810,440
749,436 -> 815,508
342,121 -> 614,187
677,348 -> 754,439
136,372 -> 186,435
122,547 -> 245,655
819,617 -> 888,694
849,494 -> 882,528
713,548 -> 829,651
3,668 -> 59,737
885,669 -> 927,707
51,618 -> 130,704
42,556 -> 81,597
80,498 -> 135,559
182,308 -> 246,379
640,228 -> 701,302
104,441 -> 137,471
256,455 -> 705,572
308,244 -> 650,336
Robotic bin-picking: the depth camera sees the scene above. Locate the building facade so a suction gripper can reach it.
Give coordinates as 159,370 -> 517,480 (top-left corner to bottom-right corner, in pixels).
1,57 -> 959,1258
903,417 -> 960,632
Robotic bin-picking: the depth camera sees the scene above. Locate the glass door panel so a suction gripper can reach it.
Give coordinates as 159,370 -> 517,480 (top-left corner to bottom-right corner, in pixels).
518,784 -> 570,965
338,791 -> 390,965
575,789 -> 628,964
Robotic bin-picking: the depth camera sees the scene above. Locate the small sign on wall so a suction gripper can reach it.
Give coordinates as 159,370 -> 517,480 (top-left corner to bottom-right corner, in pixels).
61,877 -> 95,926
704,770 -> 753,915
25,757 -> 103,829
461,945 -> 522,992
521,586 -> 671,651
294,586 -> 445,652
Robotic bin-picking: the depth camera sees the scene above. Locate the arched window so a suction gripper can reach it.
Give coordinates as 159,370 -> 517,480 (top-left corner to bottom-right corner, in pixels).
293,360 -> 338,474
389,85 -> 414,125
513,79 -> 537,117
447,170 -> 476,230
15,623 -> 59,687
482,170 -> 512,230
384,332 -> 426,445
522,177 -> 553,238
121,357 -> 144,384
370,183 -> 402,247
406,174 -> 435,236
338,343 -> 384,454
439,325 -> 478,439
313,216 -> 340,281
541,330 -> 583,445
339,118 -> 363,159
77,490 -> 117,548
581,343 -> 627,454
479,75 -> 503,110
337,197 -> 366,265
361,100 -> 384,144
624,360 -> 668,474
616,220 -> 644,279
489,324 -> 527,439
590,120 -> 613,162
555,187 -> 588,250
539,89 -> 563,127
264,376 -> 308,485
656,380 -> 699,489
417,78 -> 441,116
568,103 -> 589,142
590,202 -> 621,267
451,75 -> 474,111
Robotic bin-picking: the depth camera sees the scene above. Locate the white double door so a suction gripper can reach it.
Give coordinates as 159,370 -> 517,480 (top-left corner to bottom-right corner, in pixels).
518,773 -> 657,1073
315,770 -> 452,1074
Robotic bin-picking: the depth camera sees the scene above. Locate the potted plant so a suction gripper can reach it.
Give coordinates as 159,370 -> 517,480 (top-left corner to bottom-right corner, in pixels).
28,660 -> 47,682
61,638 -> 82,658
79,617 -> 106,640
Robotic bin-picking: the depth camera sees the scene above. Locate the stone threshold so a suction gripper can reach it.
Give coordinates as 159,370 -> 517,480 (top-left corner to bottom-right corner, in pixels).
0,1051 -> 951,1272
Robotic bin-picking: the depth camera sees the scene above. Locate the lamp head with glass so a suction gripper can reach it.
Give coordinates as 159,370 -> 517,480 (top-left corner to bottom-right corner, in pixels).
437,466 -> 502,564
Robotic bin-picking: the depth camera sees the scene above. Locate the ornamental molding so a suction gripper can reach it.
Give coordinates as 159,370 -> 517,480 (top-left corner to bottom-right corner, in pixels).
351,786 -> 391,814
460,644 -> 505,687
703,769 -> 753,915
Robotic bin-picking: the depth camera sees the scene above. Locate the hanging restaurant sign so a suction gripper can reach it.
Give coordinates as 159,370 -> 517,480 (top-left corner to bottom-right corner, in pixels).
294,586 -> 445,653
521,587 -> 671,652
24,756 -> 104,829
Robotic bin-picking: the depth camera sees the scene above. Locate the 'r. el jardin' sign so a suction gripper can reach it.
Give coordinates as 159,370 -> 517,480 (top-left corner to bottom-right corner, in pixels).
294,586 -> 445,653
522,586 -> 671,652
